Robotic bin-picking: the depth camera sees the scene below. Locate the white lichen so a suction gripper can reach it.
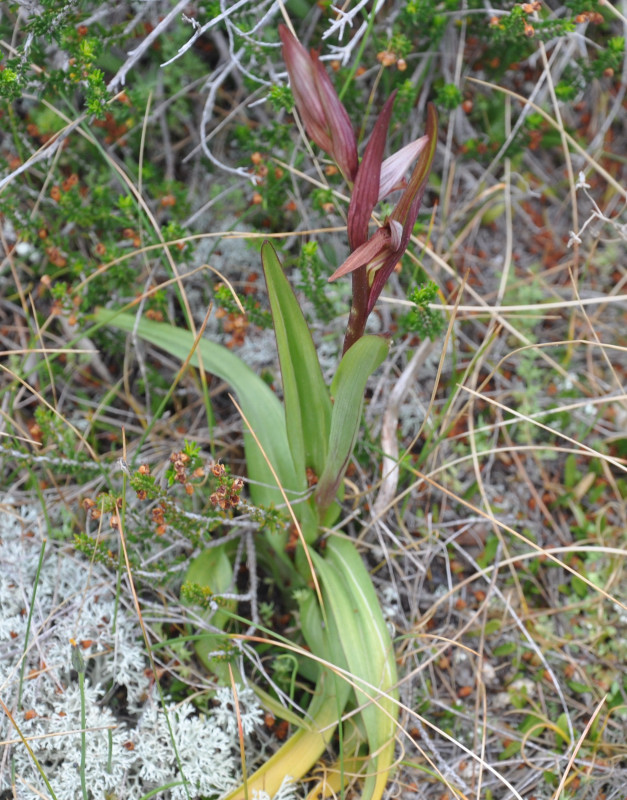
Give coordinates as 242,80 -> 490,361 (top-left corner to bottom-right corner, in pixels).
0,502 -> 292,800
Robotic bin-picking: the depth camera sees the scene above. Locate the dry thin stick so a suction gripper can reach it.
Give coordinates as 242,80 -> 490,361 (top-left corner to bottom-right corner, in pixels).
449,539 -> 576,748
460,385 -> 627,475
569,269 -> 626,396
389,270 -> 468,503
73,228 -> 348,293
418,241 -> 579,387
58,315 -> 114,385
107,0 -> 191,91
0,348 -> 94,357
372,339 -> 433,517
385,293 -> 627,314
470,551 -> 502,799
536,35 -> 579,261
228,664 -> 249,800
0,429 -> 41,446
465,119 -> 529,650
411,470 -> 627,614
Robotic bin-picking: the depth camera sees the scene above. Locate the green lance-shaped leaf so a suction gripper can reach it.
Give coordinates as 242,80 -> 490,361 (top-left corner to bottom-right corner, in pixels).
296,588 -> 327,669
312,537 -> 399,800
261,241 -> 332,484
94,309 -> 317,545
324,537 -> 399,800
221,668 -> 346,800
223,592 -> 352,800
296,586 -> 354,704
315,335 -> 389,512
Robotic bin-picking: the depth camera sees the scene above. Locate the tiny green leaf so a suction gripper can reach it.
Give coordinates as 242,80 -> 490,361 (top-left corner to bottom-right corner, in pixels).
555,712 -> 573,745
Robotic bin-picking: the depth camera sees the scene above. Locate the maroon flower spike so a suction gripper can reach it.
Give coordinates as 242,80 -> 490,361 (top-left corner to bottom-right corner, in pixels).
279,23 -> 437,352
346,92 -> 397,252
279,24 -> 358,183
331,102 -> 438,348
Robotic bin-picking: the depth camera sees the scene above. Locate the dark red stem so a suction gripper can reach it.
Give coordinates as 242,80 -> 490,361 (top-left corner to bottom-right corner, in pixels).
343,266 -> 369,354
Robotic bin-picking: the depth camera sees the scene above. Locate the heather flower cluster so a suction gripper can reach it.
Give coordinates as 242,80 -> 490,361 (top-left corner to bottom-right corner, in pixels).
0,503 -> 296,800
210,461 -> 245,510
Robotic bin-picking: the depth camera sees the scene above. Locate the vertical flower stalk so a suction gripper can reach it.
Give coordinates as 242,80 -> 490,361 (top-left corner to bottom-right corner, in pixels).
280,25 -> 438,353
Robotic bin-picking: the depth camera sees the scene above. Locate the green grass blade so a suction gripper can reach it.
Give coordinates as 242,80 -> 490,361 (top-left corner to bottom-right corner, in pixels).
261,241 -> 332,481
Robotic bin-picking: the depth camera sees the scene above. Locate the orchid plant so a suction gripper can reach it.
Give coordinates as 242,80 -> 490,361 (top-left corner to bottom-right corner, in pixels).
97,21 -> 436,800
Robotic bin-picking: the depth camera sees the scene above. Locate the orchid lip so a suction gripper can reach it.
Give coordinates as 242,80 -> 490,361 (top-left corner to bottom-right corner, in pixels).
378,135 -> 428,201
389,220 -> 403,250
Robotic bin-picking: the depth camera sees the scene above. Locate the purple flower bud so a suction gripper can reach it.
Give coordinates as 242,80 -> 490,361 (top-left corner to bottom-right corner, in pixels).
279,25 -> 358,183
